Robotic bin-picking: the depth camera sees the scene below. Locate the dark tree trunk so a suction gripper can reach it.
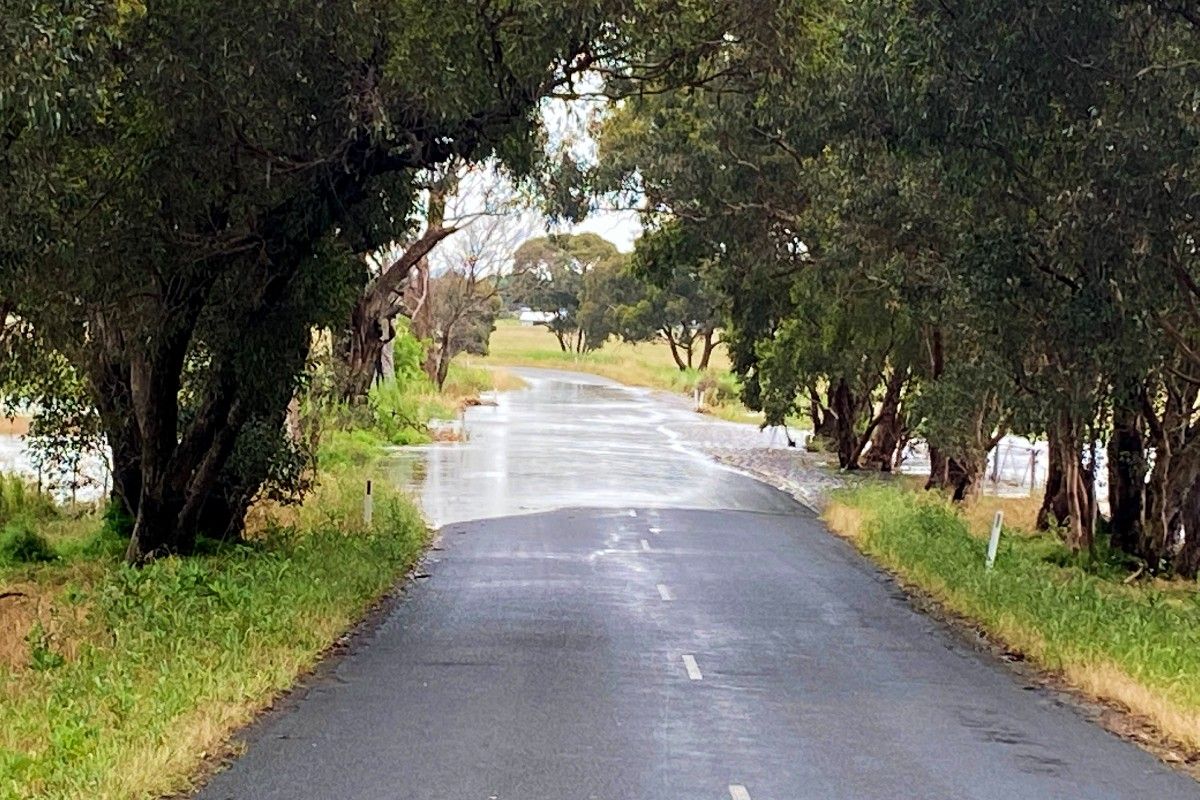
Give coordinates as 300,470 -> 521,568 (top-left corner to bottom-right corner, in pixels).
926,446 -> 948,491
1037,428 -> 1068,531
343,297 -> 387,402
1136,380 -> 1200,571
1045,413 -> 1095,551
342,219 -> 455,402
808,385 -> 837,439
926,447 -> 986,502
947,454 -> 986,503
88,344 -> 142,520
1107,401 -> 1146,555
434,331 -> 452,390
830,378 -> 861,470
1177,478 -> 1200,580
663,329 -> 687,371
1140,459 -> 1190,571
697,328 -> 717,371
862,367 -> 906,472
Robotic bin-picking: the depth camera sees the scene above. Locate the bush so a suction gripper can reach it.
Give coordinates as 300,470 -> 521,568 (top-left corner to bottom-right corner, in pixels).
0,520 -> 57,564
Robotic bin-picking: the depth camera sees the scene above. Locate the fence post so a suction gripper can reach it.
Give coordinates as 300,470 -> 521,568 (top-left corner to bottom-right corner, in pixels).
986,510 -> 1004,570
363,479 -> 373,527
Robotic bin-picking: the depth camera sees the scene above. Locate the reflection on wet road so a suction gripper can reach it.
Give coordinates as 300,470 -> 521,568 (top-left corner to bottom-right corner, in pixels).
389,368 -> 796,526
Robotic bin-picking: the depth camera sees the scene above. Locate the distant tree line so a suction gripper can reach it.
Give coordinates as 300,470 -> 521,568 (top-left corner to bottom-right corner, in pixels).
504,230 -> 725,368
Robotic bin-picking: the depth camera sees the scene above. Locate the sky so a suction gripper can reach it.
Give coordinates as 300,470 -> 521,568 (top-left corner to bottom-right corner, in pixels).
429,93 -> 643,273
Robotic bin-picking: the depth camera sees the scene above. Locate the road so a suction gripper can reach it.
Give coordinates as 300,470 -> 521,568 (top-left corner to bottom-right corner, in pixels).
198,369 -> 1197,799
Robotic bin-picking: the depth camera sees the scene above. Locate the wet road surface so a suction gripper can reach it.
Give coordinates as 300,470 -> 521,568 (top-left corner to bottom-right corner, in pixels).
198,369 -> 1197,799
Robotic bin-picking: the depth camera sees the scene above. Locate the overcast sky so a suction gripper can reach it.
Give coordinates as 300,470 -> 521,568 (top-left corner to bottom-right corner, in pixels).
429,94 -> 643,272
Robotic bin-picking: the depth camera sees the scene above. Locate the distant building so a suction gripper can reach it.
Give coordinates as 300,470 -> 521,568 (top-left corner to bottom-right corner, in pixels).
518,310 -> 556,326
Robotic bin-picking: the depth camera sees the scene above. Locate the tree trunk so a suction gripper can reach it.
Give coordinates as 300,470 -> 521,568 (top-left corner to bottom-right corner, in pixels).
1140,456 -> 1189,571
926,447 -> 986,502
947,454 -> 986,503
808,385 -> 837,439
862,368 -> 906,472
664,329 -> 687,371
405,255 -> 437,384
697,328 -> 717,371
830,378 -> 861,470
1107,401 -> 1146,555
1037,428 -> 1068,531
434,331 -> 452,390
343,296 -> 387,402
1046,413 -> 1095,551
1176,477 -> 1200,580
926,446 -> 948,491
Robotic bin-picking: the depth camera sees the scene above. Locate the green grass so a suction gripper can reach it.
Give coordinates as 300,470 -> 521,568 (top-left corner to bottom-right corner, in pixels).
462,319 -> 782,425
826,483 -> 1200,751
0,455 -> 427,800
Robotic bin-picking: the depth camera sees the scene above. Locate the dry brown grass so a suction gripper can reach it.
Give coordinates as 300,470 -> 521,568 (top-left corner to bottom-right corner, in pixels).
0,573 -> 95,670
486,366 -> 528,392
823,502 -> 866,542
0,415 -> 31,435
1068,661 -> 1200,754
962,493 -> 1044,540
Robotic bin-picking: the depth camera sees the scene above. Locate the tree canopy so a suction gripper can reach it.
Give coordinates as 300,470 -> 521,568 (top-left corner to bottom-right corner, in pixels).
1,0 -> 755,561
592,0 -> 1200,574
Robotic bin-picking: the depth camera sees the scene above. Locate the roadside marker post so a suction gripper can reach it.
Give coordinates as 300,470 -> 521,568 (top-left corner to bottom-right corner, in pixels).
985,510 -> 1003,570
363,479 -> 374,527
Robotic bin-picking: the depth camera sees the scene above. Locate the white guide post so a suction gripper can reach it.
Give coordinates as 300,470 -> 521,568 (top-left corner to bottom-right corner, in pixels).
986,510 -> 1003,570
363,479 -> 374,527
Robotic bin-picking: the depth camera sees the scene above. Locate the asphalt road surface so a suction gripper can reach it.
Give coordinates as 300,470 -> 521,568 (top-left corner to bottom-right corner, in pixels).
198,370 -> 1197,799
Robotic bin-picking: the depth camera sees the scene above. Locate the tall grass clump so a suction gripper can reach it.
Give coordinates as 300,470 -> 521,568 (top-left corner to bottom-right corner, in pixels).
826,483 -> 1200,751
0,474 -> 57,528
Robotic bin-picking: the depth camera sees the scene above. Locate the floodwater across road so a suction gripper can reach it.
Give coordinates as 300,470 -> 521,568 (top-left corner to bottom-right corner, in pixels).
385,368 -> 799,527
198,368 -> 1197,800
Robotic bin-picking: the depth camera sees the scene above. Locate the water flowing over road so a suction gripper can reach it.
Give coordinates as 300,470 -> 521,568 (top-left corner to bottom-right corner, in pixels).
386,368 -> 800,527
199,369 -> 1196,800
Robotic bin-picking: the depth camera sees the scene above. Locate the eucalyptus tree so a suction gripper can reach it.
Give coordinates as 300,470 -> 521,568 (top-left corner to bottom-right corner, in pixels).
614,222 -> 725,371
507,233 -> 626,353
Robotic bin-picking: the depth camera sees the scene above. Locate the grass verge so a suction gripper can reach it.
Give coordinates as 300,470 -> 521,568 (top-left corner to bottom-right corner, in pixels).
825,482 -> 1200,757
0,452 -> 427,800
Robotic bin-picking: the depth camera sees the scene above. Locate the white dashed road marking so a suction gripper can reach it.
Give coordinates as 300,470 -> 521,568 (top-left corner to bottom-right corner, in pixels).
729,785 -> 751,800
641,539 -> 651,551
682,654 -> 703,680
649,526 -> 662,534
628,509 -> 638,518
657,584 -> 673,601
